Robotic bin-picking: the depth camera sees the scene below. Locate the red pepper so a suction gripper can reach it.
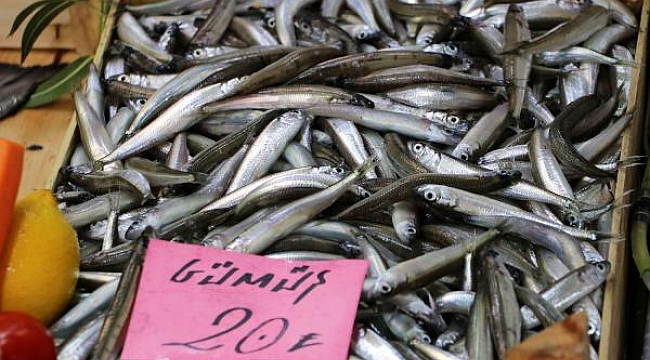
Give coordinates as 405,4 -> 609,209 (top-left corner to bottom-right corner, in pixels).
0,139 -> 23,256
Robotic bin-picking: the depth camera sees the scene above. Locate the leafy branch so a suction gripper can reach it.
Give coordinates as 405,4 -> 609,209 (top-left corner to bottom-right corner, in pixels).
8,0 -> 112,107
10,0 -> 83,63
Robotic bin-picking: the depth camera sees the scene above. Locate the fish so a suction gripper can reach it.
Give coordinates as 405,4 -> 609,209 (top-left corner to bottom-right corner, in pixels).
189,0 -> 236,47
0,63 -> 64,120
53,1 -> 639,357
505,5 -> 610,55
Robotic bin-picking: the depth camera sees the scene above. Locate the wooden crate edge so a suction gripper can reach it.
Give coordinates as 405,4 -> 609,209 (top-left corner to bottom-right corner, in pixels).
598,3 -> 649,359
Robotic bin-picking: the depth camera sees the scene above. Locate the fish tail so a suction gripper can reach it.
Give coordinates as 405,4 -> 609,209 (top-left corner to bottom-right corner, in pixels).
593,231 -> 626,243
617,155 -> 648,169
610,188 -> 638,206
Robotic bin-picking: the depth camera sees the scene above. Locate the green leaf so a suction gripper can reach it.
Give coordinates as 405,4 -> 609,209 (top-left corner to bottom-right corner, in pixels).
8,0 -> 57,37
25,55 -> 92,108
21,0 -> 80,62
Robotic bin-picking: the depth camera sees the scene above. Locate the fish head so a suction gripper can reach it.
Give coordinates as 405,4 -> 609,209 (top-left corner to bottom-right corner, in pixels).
127,98 -> 147,112
395,222 -> 418,243
442,112 -> 471,134
418,185 -> 458,208
277,110 -> 307,127
426,111 -> 470,135
125,219 -> 148,240
416,25 -> 445,46
489,166 -> 517,179
435,330 -> 461,348
316,165 -> 349,177
352,185 -> 372,199
408,141 -> 441,169
374,273 -> 402,296
200,234 -> 226,249
452,143 -> 477,162
185,47 -> 209,60
407,141 -> 429,159
352,26 -> 380,42
262,9 -> 276,29
294,16 -> 320,40
590,261 -> 611,279
110,73 -> 131,84
561,209 -> 586,229
350,94 -> 375,108
411,329 -> 432,345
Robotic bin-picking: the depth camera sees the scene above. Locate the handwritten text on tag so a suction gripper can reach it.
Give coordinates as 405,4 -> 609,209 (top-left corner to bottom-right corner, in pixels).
121,239 -> 368,360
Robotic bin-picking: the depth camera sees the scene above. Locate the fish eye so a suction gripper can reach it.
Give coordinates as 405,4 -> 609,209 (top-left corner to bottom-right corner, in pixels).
406,227 -> 417,235
413,143 -> 424,152
334,167 -> 345,174
193,49 -> 204,57
447,44 -> 457,52
358,31 -> 368,40
379,283 -> 392,294
448,116 -> 459,124
118,75 -> 128,82
424,36 -> 433,44
360,189 -> 371,198
267,19 -> 276,28
300,22 -> 310,31
424,190 -> 439,202
460,153 -> 469,161
138,99 -> 146,106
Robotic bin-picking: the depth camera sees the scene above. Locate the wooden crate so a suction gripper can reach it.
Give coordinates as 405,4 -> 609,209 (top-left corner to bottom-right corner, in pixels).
598,3 -> 649,359
35,1 -> 650,358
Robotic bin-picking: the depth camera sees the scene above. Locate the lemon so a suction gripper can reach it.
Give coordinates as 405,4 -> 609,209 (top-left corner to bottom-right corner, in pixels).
0,190 -> 79,325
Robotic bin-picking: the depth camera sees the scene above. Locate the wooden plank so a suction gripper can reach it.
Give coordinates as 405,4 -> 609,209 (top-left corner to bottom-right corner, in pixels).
598,2 -> 649,359
0,0 -> 72,50
0,0 -> 70,25
0,25 -> 77,50
0,50 -> 80,199
67,0 -> 102,56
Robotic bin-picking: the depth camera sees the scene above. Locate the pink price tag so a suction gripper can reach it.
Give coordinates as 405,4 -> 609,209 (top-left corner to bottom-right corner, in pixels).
121,239 -> 368,360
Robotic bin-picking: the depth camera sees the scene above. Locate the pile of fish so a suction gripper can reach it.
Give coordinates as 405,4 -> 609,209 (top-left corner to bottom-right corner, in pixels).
52,0 -> 640,358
